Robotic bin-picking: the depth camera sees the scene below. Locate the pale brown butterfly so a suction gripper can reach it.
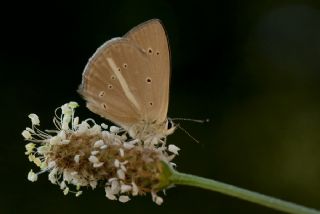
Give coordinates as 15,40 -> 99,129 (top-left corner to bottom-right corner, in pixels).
78,19 -> 175,145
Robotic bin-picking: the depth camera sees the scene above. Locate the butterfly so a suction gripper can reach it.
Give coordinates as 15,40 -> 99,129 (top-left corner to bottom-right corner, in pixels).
78,19 -> 175,145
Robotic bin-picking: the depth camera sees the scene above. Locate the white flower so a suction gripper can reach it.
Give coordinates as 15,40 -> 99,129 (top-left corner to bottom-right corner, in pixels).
120,134 -> 127,141
91,150 -> 99,155
119,148 -> 124,157
108,177 -> 117,183
48,161 -> 56,168
119,195 -> 130,203
28,154 -> 35,162
73,117 -> 79,127
111,180 -> 120,194
94,140 -> 104,148
71,171 -> 78,176
40,162 -> 47,170
76,191 -> 82,197
101,123 -> 108,129
60,181 -> 66,189
150,137 -> 159,146
77,121 -> 90,133
48,168 -> 58,184
74,155 -> 80,164
90,124 -> 101,135
58,130 -> 66,139
101,130 -> 111,138
120,184 -> 132,193
25,143 -> 35,154
27,170 -> 38,182
49,136 -> 61,145
62,114 -> 71,130
90,180 -> 97,189
37,145 -> 49,154
61,104 -> 72,115
33,157 -> 42,167
25,127 -> 34,133
114,159 -> 120,168
154,195 -> 163,205
63,187 -> 69,195
93,162 -> 104,168
63,170 -> 73,182
123,139 -> 139,149
105,187 -> 117,200
28,114 -> 40,126
120,165 -> 127,172
132,182 -> 139,196
117,169 -> 125,180
152,192 -> 164,205
168,144 -> 180,155
123,142 -> 135,149
128,139 -> 139,145
68,101 -> 79,109
22,130 -> 32,140
100,145 -> 108,150
61,139 -> 70,145
88,155 -> 99,163
110,126 -> 120,133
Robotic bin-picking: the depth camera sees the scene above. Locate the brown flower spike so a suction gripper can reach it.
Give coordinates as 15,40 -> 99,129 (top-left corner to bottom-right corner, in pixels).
22,102 -> 180,205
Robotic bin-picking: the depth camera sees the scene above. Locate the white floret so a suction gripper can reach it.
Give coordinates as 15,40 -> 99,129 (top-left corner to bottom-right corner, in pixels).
119,195 -> 130,203
168,144 -> 180,155
28,114 -> 40,126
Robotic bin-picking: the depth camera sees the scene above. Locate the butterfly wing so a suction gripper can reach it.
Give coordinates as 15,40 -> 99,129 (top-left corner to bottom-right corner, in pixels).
79,19 -> 171,130
124,19 -> 171,123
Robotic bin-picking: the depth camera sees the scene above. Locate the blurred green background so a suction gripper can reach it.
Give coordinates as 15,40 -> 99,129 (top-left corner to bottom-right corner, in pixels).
1,0 -> 320,213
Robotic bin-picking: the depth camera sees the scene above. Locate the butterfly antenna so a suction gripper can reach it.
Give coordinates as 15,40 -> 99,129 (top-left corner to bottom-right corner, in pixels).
175,123 -> 200,144
171,118 -> 210,123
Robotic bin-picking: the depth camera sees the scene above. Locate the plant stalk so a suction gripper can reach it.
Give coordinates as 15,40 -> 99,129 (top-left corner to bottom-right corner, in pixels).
165,164 -> 319,214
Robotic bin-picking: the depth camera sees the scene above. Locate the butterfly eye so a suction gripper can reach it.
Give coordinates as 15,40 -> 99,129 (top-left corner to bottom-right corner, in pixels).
146,77 -> 152,84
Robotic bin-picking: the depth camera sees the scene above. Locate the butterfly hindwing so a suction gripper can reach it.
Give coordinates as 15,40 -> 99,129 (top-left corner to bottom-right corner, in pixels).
80,38 -> 154,129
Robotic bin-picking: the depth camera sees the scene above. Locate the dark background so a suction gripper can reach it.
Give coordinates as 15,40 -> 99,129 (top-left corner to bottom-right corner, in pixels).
1,0 -> 320,213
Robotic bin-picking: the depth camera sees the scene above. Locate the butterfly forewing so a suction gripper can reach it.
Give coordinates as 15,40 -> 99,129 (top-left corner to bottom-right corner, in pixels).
79,19 -> 171,134
124,19 -> 170,123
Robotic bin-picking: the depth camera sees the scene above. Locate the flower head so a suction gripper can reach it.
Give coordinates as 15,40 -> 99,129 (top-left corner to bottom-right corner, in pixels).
27,170 -> 38,182
22,102 -> 179,204
28,114 -> 40,126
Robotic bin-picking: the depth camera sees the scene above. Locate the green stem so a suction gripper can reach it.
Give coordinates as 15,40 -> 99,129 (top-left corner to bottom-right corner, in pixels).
164,164 -> 319,214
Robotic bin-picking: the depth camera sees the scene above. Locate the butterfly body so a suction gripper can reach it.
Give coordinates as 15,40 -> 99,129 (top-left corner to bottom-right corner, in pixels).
127,119 -> 175,145
79,19 -> 175,144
